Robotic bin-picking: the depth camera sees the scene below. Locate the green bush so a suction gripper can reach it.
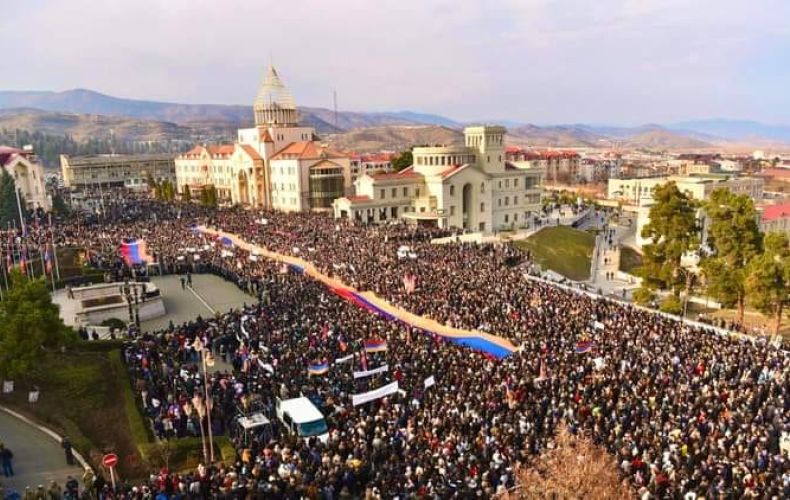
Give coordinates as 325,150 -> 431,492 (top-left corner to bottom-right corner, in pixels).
659,295 -> 683,315
101,318 -> 128,330
111,350 -> 152,453
632,287 -> 655,306
74,339 -> 127,352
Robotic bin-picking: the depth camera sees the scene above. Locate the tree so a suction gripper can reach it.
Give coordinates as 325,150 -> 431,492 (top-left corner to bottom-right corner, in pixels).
745,232 -> 790,335
0,169 -> 26,228
51,193 -> 70,217
637,182 -> 699,295
200,185 -> 218,207
0,271 -> 76,379
502,428 -> 631,499
182,184 -> 192,203
701,188 -> 762,324
391,151 -> 413,172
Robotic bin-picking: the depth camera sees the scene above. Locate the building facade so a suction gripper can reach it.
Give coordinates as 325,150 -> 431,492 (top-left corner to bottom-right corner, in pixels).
175,65 -> 351,211
0,146 -> 51,210
332,126 -> 543,232
60,153 -> 176,190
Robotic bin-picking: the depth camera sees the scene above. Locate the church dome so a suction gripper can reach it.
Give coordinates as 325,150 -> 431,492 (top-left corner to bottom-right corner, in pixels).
254,64 -> 298,127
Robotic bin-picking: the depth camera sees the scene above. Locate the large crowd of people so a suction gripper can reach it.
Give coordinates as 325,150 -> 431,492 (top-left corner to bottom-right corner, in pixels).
1,195 -> 788,498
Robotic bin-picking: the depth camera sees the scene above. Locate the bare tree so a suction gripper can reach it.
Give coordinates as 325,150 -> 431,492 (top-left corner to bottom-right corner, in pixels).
499,428 -> 631,499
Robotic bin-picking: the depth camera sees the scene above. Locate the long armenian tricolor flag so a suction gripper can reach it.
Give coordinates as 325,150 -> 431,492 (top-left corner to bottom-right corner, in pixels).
307,361 -> 330,375
364,339 -> 388,353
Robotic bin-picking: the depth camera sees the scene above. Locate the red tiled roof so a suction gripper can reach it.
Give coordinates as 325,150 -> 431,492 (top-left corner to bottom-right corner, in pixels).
760,168 -> 790,179
761,203 -> 790,222
208,145 -> 235,156
271,141 -> 345,161
439,165 -> 462,177
0,146 -> 27,167
371,171 -> 421,181
260,130 -> 274,143
240,144 -> 263,161
347,195 -> 372,202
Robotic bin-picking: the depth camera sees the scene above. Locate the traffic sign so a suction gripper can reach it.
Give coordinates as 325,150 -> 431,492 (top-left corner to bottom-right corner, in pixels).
102,453 -> 118,468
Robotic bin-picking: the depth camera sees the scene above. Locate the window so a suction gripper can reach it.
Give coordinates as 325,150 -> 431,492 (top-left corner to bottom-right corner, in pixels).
416,188 -> 421,197
514,213 -> 518,221
498,181 -> 502,188
505,214 -> 509,223
514,178 -> 519,187
498,198 -> 502,207
505,196 -> 509,206
450,205 -> 456,216
450,185 -> 455,196
391,188 -> 397,198
480,183 -> 485,193
403,187 -> 408,197
505,179 -> 509,188
514,196 -> 518,205
480,202 -> 485,212
380,189 -> 385,199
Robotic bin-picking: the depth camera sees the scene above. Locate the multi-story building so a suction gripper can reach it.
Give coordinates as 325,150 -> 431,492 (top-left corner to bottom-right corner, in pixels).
349,153 -> 394,183
608,174 -> 765,248
760,202 -> 790,237
0,145 -> 51,210
60,153 -> 176,190
175,65 -> 351,211
332,126 -> 544,232
505,148 -> 580,184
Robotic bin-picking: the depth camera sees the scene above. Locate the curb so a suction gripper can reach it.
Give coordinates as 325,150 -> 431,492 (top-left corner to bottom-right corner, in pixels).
0,404 -> 93,473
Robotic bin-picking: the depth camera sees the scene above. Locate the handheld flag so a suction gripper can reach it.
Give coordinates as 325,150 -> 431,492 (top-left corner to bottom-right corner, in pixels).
43,245 -> 53,274
575,340 -> 596,354
364,339 -> 388,353
307,361 -> 329,376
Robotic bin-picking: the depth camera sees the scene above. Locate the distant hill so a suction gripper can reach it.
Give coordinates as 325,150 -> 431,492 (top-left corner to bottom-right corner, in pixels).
324,125 -> 463,153
0,89 -> 460,134
0,108 -> 196,142
1,88 -> 789,153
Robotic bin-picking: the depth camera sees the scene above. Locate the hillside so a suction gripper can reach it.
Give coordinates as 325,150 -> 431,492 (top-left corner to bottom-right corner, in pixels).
324,125 -> 463,153
0,108 -> 196,142
0,90 -> 459,134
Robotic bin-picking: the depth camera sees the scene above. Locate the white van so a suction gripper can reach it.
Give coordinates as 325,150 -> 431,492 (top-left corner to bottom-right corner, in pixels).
275,397 -> 329,443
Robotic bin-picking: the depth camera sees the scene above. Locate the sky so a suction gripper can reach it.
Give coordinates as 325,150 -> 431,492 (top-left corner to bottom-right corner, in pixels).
1,0 -> 789,125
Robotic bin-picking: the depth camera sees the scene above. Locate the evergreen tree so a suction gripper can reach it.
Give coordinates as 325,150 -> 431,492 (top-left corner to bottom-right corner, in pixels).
637,182 -> 699,295
701,188 -> 762,324
182,185 -> 192,203
0,271 -> 76,379
0,169 -> 26,228
745,232 -> 790,335
391,151 -> 413,172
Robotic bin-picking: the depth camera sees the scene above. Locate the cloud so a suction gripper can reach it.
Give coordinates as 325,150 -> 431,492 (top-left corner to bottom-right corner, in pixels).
1,0 -> 788,124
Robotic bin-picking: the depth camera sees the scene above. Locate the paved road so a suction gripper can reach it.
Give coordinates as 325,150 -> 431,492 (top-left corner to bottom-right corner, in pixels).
141,274 -> 252,333
0,409 -> 82,494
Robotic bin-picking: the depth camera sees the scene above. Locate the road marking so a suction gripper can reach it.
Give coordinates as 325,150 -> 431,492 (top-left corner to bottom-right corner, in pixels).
188,286 -> 217,315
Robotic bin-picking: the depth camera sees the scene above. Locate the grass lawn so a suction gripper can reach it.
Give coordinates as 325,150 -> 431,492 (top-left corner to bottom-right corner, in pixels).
619,246 -> 643,274
0,343 -> 148,479
515,226 -> 595,281
0,342 -> 236,479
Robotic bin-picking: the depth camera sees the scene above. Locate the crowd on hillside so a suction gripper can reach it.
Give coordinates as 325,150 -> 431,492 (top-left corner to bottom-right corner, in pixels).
1,196 -> 788,498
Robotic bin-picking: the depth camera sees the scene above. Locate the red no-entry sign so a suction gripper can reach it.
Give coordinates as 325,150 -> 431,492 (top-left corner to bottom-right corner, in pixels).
102,453 -> 118,468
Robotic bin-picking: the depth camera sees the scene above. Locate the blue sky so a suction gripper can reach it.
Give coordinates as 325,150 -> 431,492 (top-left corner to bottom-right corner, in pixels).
1,0 -> 789,125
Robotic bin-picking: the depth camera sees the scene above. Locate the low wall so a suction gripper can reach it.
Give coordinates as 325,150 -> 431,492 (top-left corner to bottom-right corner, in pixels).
200,226 -> 517,358
431,232 -> 483,245
76,298 -> 165,325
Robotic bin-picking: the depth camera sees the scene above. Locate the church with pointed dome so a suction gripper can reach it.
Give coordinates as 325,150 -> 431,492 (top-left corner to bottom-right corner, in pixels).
175,65 -> 351,211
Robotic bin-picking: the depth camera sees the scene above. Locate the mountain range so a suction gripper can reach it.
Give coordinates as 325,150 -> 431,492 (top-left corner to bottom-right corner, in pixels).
0,89 -> 789,154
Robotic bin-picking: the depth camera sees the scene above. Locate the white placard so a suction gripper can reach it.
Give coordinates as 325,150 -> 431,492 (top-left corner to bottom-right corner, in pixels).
2,380 -> 13,393
28,390 -> 39,403
593,321 -> 605,330
424,376 -> 435,389
334,354 -> 354,365
351,381 -> 399,407
353,364 -> 389,379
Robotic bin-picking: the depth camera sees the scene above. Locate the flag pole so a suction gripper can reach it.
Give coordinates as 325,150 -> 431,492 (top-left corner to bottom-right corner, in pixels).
15,187 -> 26,236
49,213 -> 61,281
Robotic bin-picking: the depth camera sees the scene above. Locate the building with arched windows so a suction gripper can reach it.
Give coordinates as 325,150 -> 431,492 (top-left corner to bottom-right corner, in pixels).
332,126 -> 544,233
175,64 -> 351,211
1,146 -> 51,210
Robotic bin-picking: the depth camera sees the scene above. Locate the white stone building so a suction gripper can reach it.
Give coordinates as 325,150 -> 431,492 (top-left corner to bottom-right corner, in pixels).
1,146 -> 51,210
175,64 -> 351,211
332,126 -> 543,232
